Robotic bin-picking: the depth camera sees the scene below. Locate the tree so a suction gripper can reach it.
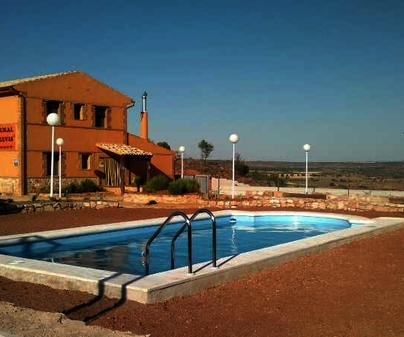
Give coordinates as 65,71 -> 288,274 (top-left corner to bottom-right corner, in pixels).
198,139 -> 214,163
157,141 -> 171,150
249,170 -> 267,185
268,173 -> 288,191
235,153 -> 249,177
311,178 -> 320,193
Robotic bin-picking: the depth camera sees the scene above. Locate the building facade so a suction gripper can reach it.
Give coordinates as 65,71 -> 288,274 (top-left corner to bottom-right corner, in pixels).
0,71 -> 176,196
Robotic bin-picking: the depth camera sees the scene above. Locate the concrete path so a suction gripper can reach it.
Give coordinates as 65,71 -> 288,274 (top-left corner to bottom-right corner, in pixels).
0,301 -> 147,337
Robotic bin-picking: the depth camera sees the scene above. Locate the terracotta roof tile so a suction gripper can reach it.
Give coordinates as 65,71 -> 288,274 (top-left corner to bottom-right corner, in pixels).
96,143 -> 153,156
0,71 -> 78,88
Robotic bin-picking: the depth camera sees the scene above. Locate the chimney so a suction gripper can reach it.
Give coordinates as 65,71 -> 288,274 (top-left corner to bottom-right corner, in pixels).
140,91 -> 148,140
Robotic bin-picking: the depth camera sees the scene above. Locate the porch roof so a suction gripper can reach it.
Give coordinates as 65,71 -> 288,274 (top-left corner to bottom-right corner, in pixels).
96,143 -> 153,157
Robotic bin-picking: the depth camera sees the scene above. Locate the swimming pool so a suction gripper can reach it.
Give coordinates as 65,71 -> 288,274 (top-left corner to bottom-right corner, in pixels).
0,213 -> 351,275
0,210 -> 402,304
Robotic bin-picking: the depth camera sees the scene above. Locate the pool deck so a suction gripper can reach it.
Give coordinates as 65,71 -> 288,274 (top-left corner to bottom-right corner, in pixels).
0,211 -> 403,304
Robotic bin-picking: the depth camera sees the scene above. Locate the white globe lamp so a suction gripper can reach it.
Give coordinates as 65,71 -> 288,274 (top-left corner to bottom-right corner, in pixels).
46,113 -> 60,197
229,134 -> 239,199
179,146 -> 185,178
303,144 -> 311,194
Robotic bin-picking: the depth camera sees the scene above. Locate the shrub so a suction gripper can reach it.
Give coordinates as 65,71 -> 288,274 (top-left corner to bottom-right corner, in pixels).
133,175 -> 146,187
144,175 -> 171,192
79,179 -> 100,192
63,181 -> 80,194
63,179 -> 100,194
168,178 -> 200,195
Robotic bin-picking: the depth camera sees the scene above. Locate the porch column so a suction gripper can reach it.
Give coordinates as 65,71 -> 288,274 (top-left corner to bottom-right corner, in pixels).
147,159 -> 151,181
120,155 -> 126,195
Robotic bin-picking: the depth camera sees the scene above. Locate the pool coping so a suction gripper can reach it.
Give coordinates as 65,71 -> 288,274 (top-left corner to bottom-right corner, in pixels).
0,211 -> 403,304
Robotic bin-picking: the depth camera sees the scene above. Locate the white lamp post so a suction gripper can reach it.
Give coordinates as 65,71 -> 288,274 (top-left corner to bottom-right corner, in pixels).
56,138 -> 64,199
179,146 -> 185,178
303,143 -> 311,194
229,134 -> 239,199
46,113 -> 60,197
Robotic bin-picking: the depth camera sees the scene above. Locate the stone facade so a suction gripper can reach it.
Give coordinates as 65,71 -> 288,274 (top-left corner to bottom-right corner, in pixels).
0,178 -> 20,195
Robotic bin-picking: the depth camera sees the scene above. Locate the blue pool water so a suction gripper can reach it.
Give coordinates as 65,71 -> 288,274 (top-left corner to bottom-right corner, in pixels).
0,214 -> 351,275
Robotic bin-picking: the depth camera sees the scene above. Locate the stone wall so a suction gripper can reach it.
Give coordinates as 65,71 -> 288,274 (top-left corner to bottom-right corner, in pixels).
1,199 -> 121,215
123,191 -> 404,213
26,177 -> 99,193
2,190 -> 404,215
0,178 -> 20,195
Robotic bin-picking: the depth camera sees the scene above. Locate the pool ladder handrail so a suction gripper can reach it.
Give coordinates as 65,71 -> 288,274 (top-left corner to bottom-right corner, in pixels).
144,208 -> 217,276
170,208 -> 217,271
144,211 -> 191,275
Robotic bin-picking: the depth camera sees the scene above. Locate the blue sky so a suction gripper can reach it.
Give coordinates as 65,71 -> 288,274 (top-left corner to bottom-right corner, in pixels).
1,0 -> 403,162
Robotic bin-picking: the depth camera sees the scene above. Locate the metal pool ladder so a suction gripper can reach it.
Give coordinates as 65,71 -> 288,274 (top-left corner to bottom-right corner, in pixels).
143,208 -> 217,275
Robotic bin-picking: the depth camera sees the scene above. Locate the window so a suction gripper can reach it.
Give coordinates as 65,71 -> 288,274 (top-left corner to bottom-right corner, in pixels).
44,100 -> 63,124
73,103 -> 85,120
80,153 -> 92,170
94,106 -> 107,128
46,100 -> 61,116
44,152 -> 58,176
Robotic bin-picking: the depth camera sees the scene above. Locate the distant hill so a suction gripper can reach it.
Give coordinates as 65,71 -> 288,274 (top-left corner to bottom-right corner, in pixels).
176,159 -> 404,190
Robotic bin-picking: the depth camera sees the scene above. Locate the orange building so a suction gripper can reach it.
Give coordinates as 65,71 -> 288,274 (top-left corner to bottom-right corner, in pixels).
0,71 -> 177,196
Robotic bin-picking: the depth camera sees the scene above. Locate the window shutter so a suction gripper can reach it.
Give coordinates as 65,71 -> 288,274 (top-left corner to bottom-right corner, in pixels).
59,102 -> 65,125
91,105 -> 95,126
106,108 -> 111,129
80,104 -> 85,120
42,100 -> 47,124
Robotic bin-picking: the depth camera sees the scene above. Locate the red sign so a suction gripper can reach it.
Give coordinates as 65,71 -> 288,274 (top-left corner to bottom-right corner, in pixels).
0,124 -> 16,150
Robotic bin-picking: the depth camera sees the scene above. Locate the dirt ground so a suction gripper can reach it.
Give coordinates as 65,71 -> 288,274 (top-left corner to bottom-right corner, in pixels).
1,206 -> 404,337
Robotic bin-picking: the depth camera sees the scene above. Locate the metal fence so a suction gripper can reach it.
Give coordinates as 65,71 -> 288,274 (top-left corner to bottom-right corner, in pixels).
184,174 -> 209,194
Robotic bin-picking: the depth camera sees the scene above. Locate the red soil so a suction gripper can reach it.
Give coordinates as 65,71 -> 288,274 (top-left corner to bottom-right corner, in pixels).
1,206 -> 404,337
